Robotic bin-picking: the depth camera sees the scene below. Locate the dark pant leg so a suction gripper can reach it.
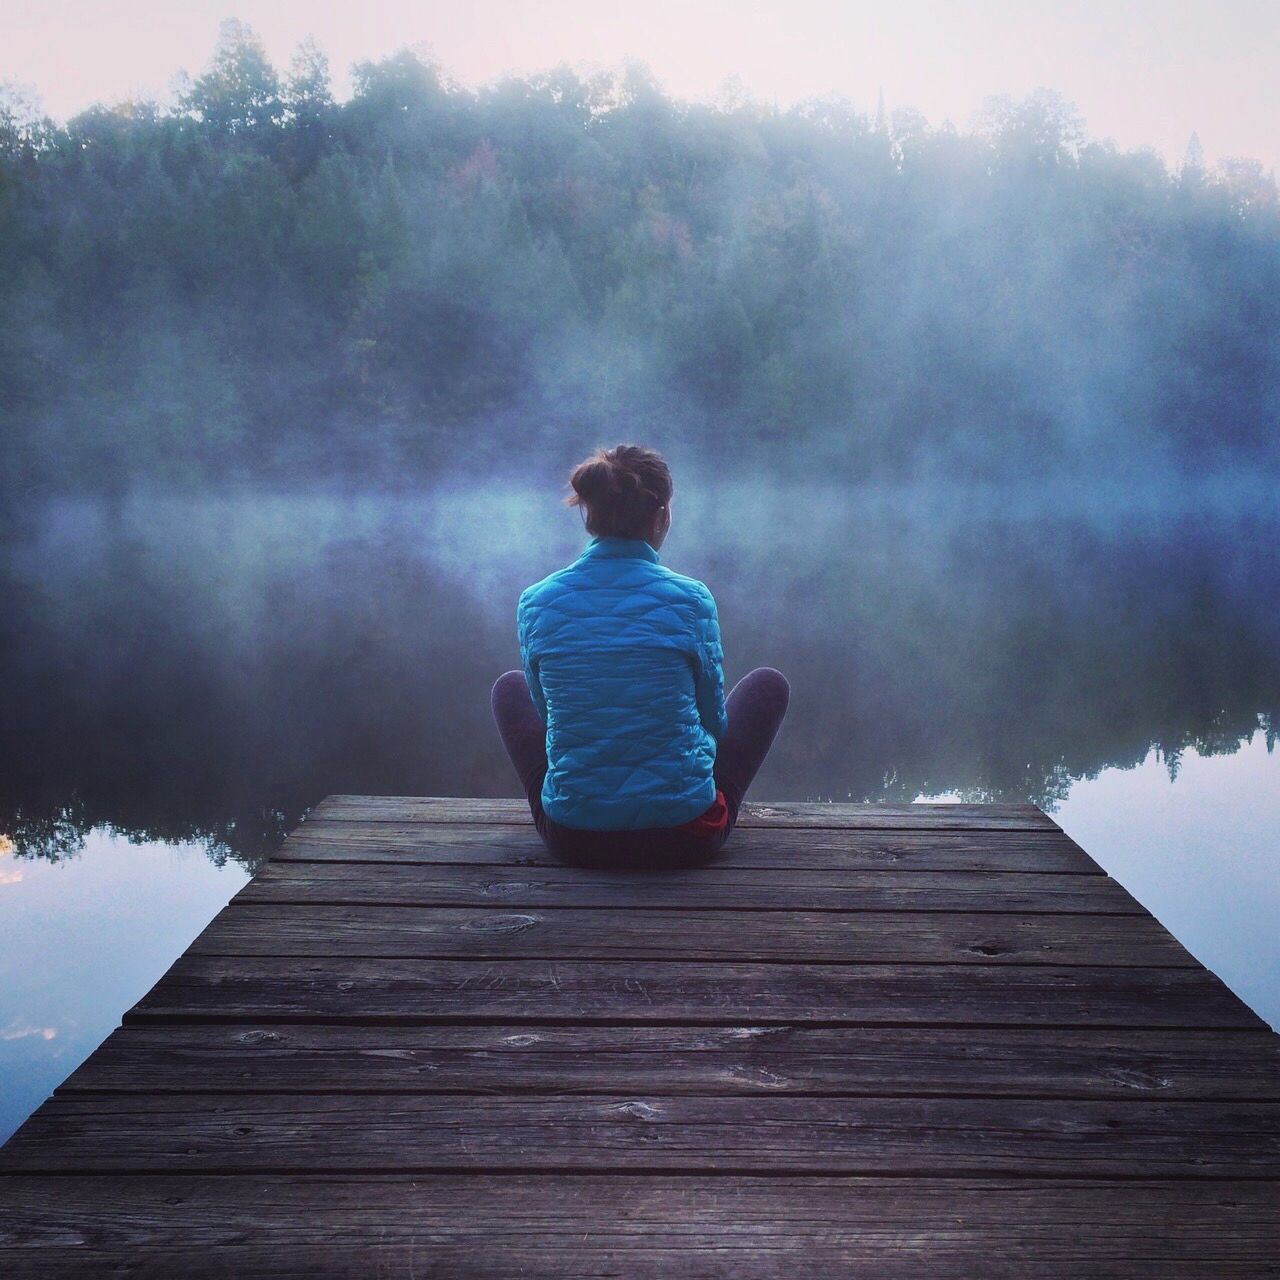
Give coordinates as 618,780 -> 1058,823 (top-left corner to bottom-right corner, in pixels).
490,670 -> 555,842
714,667 -> 791,831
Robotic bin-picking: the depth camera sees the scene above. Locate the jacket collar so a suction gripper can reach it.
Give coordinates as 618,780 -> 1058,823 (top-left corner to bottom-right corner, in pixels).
580,535 -> 660,564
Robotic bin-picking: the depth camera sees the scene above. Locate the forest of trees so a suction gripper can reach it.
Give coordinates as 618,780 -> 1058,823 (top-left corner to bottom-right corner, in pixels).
2,18 -> 1278,490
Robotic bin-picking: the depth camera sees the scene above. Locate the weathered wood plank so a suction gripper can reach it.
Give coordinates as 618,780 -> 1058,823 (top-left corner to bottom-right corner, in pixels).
9,1242 -> 1276,1280
308,796 -> 1061,830
128,956 -> 1266,1028
5,1093 -> 1278,1176
57,1023 -> 1280,1099
278,822 -> 1104,873
188,903 -> 1197,966
4,1176 -> 1276,1279
238,861 -> 1142,913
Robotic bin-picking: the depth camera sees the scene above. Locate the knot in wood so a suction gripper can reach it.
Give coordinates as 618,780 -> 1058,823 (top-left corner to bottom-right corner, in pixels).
1103,1067 -> 1172,1091
612,1100 -> 662,1121
482,880 -> 537,897
464,913 -> 540,935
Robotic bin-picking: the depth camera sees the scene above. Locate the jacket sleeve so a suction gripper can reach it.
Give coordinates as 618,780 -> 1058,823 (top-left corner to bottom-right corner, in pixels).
516,590 -> 548,726
692,585 -> 729,743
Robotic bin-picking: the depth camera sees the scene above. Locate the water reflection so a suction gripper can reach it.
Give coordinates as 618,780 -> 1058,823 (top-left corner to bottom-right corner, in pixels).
0,829 -> 249,1141
1,486 -> 1276,864
1,487 -> 1277,1137
1049,733 -> 1280,1031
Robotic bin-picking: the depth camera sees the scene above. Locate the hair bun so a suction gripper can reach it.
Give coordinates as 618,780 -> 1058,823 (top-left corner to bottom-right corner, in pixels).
571,458 -> 614,503
564,443 -> 673,539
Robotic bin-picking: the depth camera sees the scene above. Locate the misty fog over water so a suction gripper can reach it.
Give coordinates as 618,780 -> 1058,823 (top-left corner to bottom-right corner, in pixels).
2,479 -> 1277,1139
4,480 -> 1276,863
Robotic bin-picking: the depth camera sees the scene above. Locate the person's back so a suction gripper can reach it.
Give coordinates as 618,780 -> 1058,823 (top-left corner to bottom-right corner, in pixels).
491,442 -> 790,863
518,532 -> 727,829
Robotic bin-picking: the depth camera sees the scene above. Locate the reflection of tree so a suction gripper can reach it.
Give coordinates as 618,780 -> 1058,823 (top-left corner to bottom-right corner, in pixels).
4,801 -> 91,863
2,500 -> 1276,863
1,508 -> 506,866
730,512 -> 1279,808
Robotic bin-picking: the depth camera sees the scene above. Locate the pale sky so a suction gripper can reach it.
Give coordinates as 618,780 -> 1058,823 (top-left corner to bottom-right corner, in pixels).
4,0 -> 1278,173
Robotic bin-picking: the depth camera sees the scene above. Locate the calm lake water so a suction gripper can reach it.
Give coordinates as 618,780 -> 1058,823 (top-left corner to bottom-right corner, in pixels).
1,482 -> 1277,1141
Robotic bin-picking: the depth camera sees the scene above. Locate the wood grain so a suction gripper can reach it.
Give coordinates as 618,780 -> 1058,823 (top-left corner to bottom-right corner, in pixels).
57,1023 -> 1280,1099
5,1093 -> 1278,1176
128,955 -> 1265,1028
308,795 -> 1061,829
189,902 -> 1197,965
4,1176 -> 1277,1279
238,860 -> 1141,913
278,822 -> 1103,873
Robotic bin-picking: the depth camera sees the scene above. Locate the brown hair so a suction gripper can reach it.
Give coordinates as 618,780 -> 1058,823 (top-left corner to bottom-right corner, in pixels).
564,444 -> 673,539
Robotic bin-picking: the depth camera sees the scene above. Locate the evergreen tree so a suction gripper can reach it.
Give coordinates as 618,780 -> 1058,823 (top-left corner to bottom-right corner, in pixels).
180,18 -> 282,136
0,28 -> 1277,490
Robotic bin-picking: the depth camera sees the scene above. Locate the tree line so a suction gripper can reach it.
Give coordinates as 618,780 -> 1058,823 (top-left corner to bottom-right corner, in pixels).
2,18 -> 1277,491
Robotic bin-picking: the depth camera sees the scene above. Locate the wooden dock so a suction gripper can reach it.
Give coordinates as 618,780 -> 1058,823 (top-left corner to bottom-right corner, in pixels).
3,796 -> 1278,1277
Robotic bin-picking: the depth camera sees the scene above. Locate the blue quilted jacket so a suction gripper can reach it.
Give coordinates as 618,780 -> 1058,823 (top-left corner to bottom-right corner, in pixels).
517,535 -> 728,830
